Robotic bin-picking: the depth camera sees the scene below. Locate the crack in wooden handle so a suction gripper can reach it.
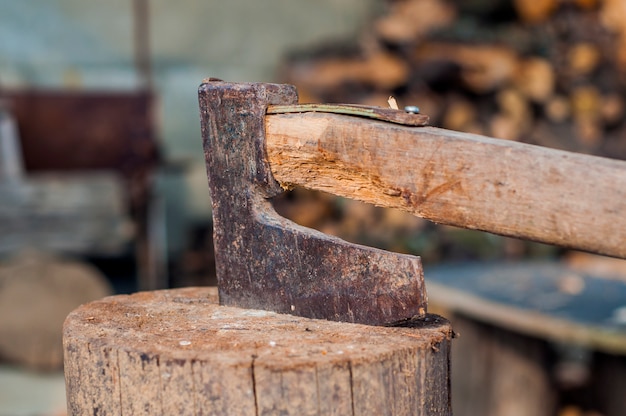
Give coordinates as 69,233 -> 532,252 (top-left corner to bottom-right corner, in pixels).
267,104 -> 430,126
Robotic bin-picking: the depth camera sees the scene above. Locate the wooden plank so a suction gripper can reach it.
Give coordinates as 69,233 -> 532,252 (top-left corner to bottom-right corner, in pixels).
426,262 -> 626,355
592,352 -> 626,415
63,287 -> 453,415
0,173 -> 132,255
0,89 -> 158,174
265,112 -> 626,258
447,315 -> 556,416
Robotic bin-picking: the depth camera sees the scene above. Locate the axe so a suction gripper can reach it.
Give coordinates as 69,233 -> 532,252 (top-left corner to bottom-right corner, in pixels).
199,80 -> 626,326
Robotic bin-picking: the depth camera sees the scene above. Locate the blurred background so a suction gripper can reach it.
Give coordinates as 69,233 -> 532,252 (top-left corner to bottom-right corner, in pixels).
1,0 -> 626,415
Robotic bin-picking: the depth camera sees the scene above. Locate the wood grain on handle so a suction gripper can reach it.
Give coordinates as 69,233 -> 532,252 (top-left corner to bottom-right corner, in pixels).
265,112 -> 626,259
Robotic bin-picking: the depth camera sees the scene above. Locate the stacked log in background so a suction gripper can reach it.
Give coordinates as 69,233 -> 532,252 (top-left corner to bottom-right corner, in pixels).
272,0 -> 626,263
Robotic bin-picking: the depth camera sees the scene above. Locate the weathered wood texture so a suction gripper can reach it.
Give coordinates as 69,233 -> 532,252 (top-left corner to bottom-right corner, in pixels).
445,314 -> 556,416
0,89 -> 158,174
64,287 -> 452,415
431,309 -> 626,416
265,112 -> 626,259
426,262 -> 626,355
0,173 -> 132,255
592,351 -> 626,416
282,0 -> 626,160
426,261 -> 626,415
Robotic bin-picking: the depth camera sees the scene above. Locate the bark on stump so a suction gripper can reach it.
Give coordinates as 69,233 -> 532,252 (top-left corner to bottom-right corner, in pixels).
63,287 -> 452,415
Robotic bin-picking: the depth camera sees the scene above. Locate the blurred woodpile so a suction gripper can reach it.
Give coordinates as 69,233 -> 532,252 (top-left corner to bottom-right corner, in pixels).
274,0 -> 626,263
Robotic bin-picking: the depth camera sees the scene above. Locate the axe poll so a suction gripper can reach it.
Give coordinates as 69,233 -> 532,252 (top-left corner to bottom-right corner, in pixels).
199,80 -> 626,326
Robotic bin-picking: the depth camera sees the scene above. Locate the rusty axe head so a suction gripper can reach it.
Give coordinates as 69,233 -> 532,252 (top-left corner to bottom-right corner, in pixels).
199,80 -> 426,325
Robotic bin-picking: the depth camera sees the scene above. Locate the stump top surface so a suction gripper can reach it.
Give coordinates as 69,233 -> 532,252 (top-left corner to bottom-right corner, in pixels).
64,287 -> 451,369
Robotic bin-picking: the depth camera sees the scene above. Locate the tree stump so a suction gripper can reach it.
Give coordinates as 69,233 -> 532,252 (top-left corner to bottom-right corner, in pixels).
63,287 -> 452,415
0,250 -> 112,371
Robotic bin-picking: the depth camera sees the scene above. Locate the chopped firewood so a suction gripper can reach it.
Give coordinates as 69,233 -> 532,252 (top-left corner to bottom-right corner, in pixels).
545,95 -> 571,123
375,0 -> 456,44
497,88 -> 529,116
272,188 -> 338,230
457,46 -> 520,93
567,43 -> 601,77
570,85 -> 601,120
278,0 -> 626,264
513,0 -> 557,24
491,88 -> 531,140
382,206 -> 425,231
574,0 -> 598,10
600,0 -> 626,35
285,51 -> 408,92
403,91 -> 444,123
360,93 -> 400,108
575,118 -> 602,147
600,0 -> 626,70
490,114 -> 522,141
442,97 -> 477,131
514,57 -> 555,103
601,93 -> 624,125
616,39 -> 626,71
414,43 -> 519,93
282,0 -> 626,159
571,86 -> 602,146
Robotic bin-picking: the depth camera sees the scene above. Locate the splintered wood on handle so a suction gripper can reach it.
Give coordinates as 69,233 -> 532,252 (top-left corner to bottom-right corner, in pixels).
265,112 -> 626,259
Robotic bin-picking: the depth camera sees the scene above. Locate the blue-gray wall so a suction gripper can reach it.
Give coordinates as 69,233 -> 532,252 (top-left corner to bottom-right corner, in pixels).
0,0 -> 377,227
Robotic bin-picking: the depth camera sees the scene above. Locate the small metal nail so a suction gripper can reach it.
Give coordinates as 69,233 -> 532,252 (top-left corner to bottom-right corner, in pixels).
404,106 -> 420,114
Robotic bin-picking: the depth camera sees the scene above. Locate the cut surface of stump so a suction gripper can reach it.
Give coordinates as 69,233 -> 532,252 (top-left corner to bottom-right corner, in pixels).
63,287 -> 452,415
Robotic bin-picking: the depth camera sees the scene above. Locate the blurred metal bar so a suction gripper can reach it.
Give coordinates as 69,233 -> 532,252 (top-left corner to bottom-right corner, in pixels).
133,0 -> 153,89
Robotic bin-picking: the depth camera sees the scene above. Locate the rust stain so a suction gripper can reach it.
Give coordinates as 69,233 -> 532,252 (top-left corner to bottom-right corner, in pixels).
400,153 -> 466,208
423,180 -> 463,201
201,81 -> 427,326
317,137 -> 337,162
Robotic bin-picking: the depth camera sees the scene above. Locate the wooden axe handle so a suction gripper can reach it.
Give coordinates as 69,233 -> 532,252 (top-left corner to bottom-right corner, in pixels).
265,112 -> 626,259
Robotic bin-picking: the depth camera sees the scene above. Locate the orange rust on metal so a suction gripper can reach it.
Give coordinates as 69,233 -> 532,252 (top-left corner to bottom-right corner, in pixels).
199,81 -> 427,325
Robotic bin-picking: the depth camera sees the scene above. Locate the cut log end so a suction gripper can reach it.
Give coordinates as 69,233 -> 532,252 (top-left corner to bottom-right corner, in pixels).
63,287 -> 452,415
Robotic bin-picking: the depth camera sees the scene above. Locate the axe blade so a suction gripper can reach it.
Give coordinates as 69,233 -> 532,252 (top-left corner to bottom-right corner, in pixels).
199,80 -> 426,325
